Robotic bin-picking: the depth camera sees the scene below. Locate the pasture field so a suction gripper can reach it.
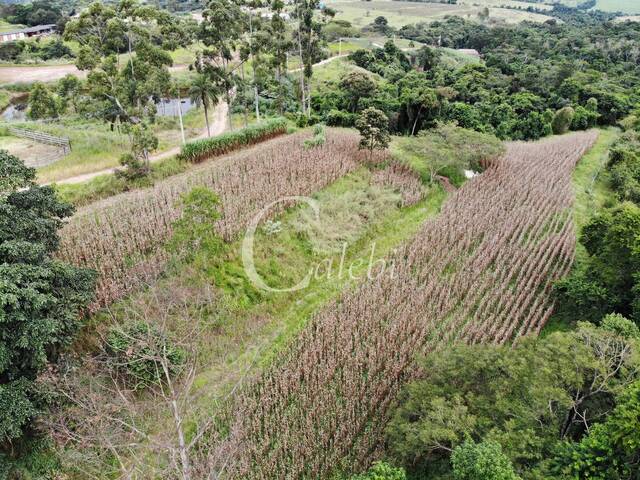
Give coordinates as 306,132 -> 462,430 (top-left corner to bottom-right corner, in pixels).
325,0 -> 554,27
213,131 -> 598,478
594,0 -> 640,13
458,0 -> 553,10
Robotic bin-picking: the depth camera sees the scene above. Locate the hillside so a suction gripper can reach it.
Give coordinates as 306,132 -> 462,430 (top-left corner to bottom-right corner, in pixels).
1,0 -> 639,479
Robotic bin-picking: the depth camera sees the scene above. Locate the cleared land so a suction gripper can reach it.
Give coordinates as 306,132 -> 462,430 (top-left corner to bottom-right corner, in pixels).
594,0 -> 640,13
325,0 -> 554,27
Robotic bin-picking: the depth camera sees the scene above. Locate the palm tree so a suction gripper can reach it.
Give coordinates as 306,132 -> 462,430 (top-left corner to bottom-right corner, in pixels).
189,73 -> 219,137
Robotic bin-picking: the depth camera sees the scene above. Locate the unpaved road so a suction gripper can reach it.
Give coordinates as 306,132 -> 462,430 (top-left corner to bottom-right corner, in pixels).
0,63 -> 189,85
48,101 -> 228,186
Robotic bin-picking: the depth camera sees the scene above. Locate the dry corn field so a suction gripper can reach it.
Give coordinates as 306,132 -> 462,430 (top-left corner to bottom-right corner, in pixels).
57,130 -> 370,308
202,130 -> 599,479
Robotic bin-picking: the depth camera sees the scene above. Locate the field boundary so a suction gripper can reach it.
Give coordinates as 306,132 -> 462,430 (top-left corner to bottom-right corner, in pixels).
9,126 -> 71,154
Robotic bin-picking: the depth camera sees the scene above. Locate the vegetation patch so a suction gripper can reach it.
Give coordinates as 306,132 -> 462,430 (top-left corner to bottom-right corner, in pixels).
179,117 -> 288,162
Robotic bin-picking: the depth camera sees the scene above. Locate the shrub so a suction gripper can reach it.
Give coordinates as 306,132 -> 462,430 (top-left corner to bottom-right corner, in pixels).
106,321 -> 185,390
552,106 -> 575,135
303,124 -> 326,149
179,117 -> 288,163
452,440 -> 520,480
325,109 -> 357,127
350,462 -> 407,480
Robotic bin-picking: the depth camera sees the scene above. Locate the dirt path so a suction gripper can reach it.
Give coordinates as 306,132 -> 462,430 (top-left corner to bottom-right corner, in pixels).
288,54 -> 348,73
49,101 -> 228,185
0,64 -> 188,85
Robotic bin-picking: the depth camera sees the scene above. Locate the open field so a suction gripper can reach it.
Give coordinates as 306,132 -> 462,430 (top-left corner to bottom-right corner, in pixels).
325,0 -> 555,27
459,0 -> 553,10
594,0 -> 640,13
210,131 -> 598,478
616,14 -> 640,21
0,19 -> 24,33
1,105 -> 215,184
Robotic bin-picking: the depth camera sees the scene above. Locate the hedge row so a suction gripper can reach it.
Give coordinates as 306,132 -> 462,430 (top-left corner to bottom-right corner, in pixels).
179,117 -> 288,163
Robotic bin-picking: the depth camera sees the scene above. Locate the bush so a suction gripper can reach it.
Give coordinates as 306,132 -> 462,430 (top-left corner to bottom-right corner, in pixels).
179,117 -> 288,163
303,123 -> 326,149
452,440 -> 520,480
552,106 -> 575,135
325,109 -> 357,127
106,322 -> 186,390
350,462 -> 407,480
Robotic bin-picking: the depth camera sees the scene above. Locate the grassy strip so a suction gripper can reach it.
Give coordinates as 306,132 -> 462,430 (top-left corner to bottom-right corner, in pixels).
55,156 -> 189,207
542,127 -> 619,335
571,127 -> 619,232
179,117 -> 288,162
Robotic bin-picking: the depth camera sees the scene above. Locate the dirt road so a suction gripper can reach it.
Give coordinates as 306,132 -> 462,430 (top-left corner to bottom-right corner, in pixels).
49,101 -> 228,186
0,64 -> 188,85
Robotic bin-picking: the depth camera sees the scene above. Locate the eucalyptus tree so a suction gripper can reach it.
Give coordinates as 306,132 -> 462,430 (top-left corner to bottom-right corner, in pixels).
64,0 -> 191,173
293,0 -> 334,117
267,0 -> 292,115
198,0 -> 245,130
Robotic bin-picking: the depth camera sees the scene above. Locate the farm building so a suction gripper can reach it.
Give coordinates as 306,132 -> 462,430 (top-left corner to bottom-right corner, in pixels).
0,24 -> 57,44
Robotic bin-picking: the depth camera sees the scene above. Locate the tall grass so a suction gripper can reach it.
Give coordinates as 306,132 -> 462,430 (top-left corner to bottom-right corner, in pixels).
179,118 -> 288,163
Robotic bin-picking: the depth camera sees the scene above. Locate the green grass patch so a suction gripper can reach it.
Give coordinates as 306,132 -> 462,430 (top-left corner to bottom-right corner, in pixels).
594,0 -> 640,14
180,117 -> 287,162
184,167 -> 448,391
571,128 -> 619,232
541,128 -> 620,337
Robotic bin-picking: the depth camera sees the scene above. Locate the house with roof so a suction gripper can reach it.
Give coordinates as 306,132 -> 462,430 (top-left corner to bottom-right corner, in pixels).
0,24 -> 57,44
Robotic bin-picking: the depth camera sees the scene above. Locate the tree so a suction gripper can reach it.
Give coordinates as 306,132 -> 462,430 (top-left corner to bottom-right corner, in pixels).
551,106 -> 575,135
189,71 -> 220,137
371,16 -> 389,35
0,151 -> 95,445
294,0 -> 333,117
350,462 -> 407,480
117,123 -> 159,178
355,107 -> 390,158
267,0 -> 293,115
64,0 -> 186,175
555,202 -> 640,324
27,82 -> 59,120
552,381 -> 640,480
385,322 -> 640,477
339,71 -> 377,113
198,0 -> 245,129
452,440 -> 520,480
416,46 -> 441,72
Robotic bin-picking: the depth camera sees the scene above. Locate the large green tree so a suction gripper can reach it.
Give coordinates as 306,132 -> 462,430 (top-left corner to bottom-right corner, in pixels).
0,151 -> 95,446
555,202 -> 640,324
385,321 -> 640,478
64,0 -> 190,172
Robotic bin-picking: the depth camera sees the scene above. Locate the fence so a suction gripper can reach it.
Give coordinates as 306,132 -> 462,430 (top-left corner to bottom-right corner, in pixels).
8,126 -> 71,154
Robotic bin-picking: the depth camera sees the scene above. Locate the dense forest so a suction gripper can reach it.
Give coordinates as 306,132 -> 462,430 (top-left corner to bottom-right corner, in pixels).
312,8 -> 639,141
